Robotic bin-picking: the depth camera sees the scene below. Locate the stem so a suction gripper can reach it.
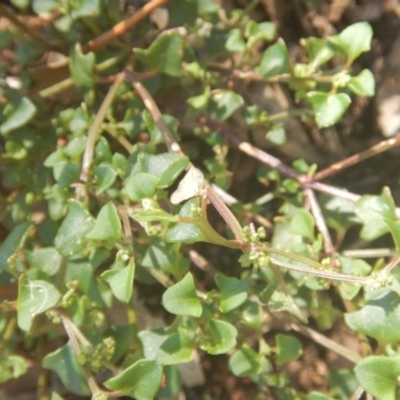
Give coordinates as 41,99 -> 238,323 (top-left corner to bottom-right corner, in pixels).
84,0 -> 169,53
315,135 -> 400,181
287,318 -> 362,364
206,185 -> 244,242
80,72 -> 126,181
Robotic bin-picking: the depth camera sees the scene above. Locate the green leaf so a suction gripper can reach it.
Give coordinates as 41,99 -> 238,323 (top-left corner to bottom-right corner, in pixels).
0,94 -> 37,134
345,291 -> 400,344
132,153 -> 189,189
229,344 -> 261,377
215,273 -> 249,313
70,0 -> 100,19
165,198 -> 208,244
337,257 -> 371,300
125,172 -> 160,202
95,164 -> 117,195
328,22 -> 373,62
348,69 -> 375,97
162,272 -> 202,317
302,37 -> 334,69
53,161 -> 80,188
69,44 -> 95,87
17,275 -> 61,331
307,92 -> 351,128
42,343 -> 90,396
0,221 -> 31,273
158,329 -> 195,365
134,32 -> 183,77
257,38 -> 290,79
290,208 -> 315,240
102,259 -> 135,303
275,334 -> 302,365
385,219 -> 400,253
54,200 -> 95,257
225,29 -> 246,53
241,301 -> 264,329
32,0 -> 58,14
245,21 -> 276,48
266,124 -> 286,145
104,359 -> 162,400
26,248 -> 62,276
200,318 -> 237,355
208,90 -> 244,121
0,355 -> 28,384
355,356 -> 400,400
354,188 -> 396,241
86,202 -> 121,241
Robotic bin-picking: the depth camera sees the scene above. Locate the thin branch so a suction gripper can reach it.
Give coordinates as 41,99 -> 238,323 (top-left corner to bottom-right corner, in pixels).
80,72 -> 126,181
314,134 -> 400,181
128,71 -> 184,155
286,318 -> 362,364
305,188 -> 334,255
85,0 -> 169,53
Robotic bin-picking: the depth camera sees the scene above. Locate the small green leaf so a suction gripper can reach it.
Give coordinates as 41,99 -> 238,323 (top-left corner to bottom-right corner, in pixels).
70,0 -> 100,19
290,208 -> 315,240
32,0 -> 58,14
200,318 -> 237,355
53,161 -> 80,188
87,202 -> 121,241
125,172 -> 160,202
229,344 -> 261,377
162,272 -> 202,317
54,200 -> 94,257
158,329 -> 195,365
355,356 -> 400,400
208,90 -> 244,121
0,355 -> 28,384
132,153 -> 189,189
337,257 -> 371,300
0,94 -> 37,134
42,343 -> 90,396
104,359 -> 162,400
302,37 -> 334,69
355,189 -> 396,241
385,219 -> 400,253
345,291 -> 400,344
17,275 -> 61,331
95,164 -> 117,195
101,259 -> 135,303
348,69 -> 375,97
307,92 -> 351,128
266,124 -> 286,145
328,22 -> 373,62
276,334 -> 302,365
0,221 -> 31,273
225,29 -> 246,53
215,273 -> 249,313
69,44 -> 95,87
135,32 -> 183,77
26,248 -> 62,276
242,301 -> 264,329
165,198 -> 208,244
257,38 -> 290,78
245,21 -> 276,48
